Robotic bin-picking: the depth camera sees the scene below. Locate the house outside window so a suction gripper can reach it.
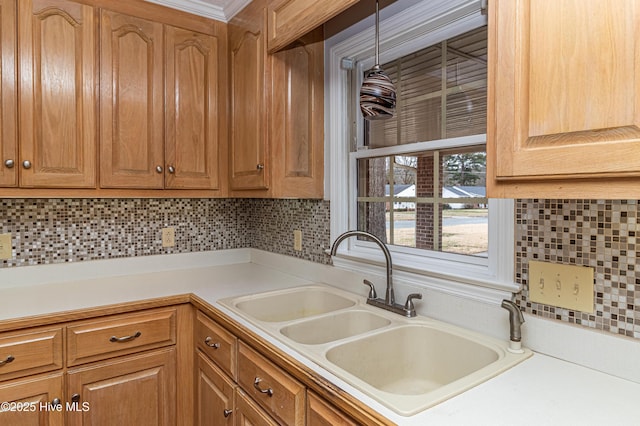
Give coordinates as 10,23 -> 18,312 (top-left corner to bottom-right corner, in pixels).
327,0 -> 518,297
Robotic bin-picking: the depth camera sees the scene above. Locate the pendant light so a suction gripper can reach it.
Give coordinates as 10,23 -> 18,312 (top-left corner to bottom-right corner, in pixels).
359,0 -> 396,120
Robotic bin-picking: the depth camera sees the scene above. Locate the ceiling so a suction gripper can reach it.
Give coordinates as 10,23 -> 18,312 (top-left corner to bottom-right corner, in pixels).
144,0 -> 252,22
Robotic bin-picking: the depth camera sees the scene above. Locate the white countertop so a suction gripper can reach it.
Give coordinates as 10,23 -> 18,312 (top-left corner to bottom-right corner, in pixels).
1,249 -> 638,425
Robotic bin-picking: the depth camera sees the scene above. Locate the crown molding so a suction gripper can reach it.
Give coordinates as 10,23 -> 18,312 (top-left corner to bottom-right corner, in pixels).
144,0 -> 252,22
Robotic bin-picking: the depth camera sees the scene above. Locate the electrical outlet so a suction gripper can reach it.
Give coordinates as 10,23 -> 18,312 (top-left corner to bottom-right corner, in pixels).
162,227 -> 175,248
0,233 -> 11,260
293,230 -> 302,251
529,260 -> 594,313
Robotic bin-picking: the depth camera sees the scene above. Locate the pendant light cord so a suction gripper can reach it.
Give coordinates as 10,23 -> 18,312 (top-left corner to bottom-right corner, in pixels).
375,0 -> 380,65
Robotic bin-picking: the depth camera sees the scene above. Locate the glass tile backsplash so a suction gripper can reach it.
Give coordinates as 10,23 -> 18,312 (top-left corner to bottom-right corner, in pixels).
0,198 -> 329,268
0,197 -> 637,340
516,199 -> 640,339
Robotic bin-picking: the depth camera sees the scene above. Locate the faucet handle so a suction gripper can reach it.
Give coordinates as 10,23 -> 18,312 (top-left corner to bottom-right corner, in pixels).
362,279 -> 377,299
404,293 -> 422,317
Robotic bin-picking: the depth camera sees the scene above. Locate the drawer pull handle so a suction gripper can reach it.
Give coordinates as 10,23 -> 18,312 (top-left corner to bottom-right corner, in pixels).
204,337 -> 220,349
253,377 -> 274,397
0,355 -> 14,366
223,409 -> 233,418
109,331 -> 142,343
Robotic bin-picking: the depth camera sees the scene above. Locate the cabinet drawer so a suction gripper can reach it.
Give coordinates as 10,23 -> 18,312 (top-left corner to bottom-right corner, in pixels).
307,390 -> 358,426
195,311 -> 237,379
238,341 -> 305,425
0,327 -> 63,381
67,307 -> 176,366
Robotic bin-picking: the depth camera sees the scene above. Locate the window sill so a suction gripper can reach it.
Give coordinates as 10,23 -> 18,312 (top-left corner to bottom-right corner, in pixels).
329,248 -> 520,305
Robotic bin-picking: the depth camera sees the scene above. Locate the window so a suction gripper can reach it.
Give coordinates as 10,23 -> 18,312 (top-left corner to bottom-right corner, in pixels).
327,0 -> 518,296
356,26 -> 488,258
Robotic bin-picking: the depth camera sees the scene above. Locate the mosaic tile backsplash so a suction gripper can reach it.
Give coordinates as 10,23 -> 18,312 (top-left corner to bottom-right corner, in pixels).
2,197 -> 638,340
516,199 -> 640,339
0,198 -> 330,268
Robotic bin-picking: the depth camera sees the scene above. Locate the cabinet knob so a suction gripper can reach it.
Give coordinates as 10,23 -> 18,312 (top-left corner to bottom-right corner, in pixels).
156,166 -> 163,173
256,164 -> 264,170
22,160 -> 31,169
168,165 -> 175,174
4,159 -> 14,168
223,409 -> 233,418
71,394 -> 80,403
51,398 -> 61,408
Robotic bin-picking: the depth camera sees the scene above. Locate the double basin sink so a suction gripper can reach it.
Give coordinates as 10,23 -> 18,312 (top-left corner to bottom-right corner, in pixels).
219,284 -> 531,416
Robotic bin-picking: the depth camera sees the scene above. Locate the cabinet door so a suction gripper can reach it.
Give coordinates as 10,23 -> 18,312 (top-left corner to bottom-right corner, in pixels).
267,0 -> 359,52
0,0 -> 16,187
18,0 -> 96,188
270,28 -> 324,198
165,25 -> 224,190
196,351 -> 235,425
100,10 -> 164,189
235,388 -> 279,426
488,0 -> 640,198
229,0 -> 269,191
0,373 -> 64,426
66,348 -> 176,426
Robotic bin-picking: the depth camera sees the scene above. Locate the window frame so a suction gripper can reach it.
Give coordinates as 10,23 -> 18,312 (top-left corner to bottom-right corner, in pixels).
326,0 -> 520,299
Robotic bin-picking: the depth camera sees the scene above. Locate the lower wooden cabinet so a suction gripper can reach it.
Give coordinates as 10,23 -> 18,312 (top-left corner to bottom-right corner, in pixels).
0,304 -> 185,426
196,350 -> 235,425
0,373 -> 64,426
235,388 -> 279,426
66,347 -> 176,426
307,391 -> 358,426
194,310 -> 365,426
0,303 -> 368,426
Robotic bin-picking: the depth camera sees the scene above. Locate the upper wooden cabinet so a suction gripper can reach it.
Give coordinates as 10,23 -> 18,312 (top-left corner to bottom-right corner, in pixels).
267,0 -> 358,52
229,0 -> 324,198
0,0 -> 227,196
165,26 -> 226,190
269,29 -> 324,198
99,10 -> 164,189
18,0 -> 97,188
229,0 -> 269,191
487,0 -> 640,198
100,10 -> 227,192
0,0 -> 17,187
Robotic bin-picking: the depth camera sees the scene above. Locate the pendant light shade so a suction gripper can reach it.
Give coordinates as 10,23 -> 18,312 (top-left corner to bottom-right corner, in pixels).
359,0 -> 396,120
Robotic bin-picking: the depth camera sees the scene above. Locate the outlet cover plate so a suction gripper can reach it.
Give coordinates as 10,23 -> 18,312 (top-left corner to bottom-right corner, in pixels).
529,260 -> 594,313
293,230 -> 302,251
0,233 -> 11,259
162,227 -> 175,248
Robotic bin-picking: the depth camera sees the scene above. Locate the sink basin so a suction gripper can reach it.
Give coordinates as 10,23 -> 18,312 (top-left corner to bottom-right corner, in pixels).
219,284 -> 532,417
280,310 -> 391,345
223,286 -> 356,322
326,324 -> 523,415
